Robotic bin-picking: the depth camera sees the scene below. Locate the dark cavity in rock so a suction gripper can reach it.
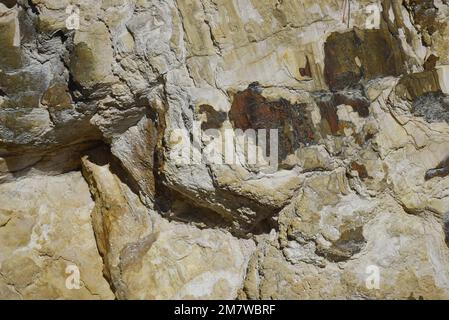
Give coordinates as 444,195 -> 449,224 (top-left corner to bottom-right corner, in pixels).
444,213 -> 449,247
299,56 -> 312,78
1,0 -> 17,8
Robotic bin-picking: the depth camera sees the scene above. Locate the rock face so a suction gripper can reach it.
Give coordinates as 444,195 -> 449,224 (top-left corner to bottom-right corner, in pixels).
0,172 -> 113,299
1,0 -> 449,300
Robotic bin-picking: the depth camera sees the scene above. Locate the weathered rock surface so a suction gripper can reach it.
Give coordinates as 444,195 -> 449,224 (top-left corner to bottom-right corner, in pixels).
243,194 -> 449,300
0,172 -> 114,299
81,148 -> 254,299
1,0 -> 449,300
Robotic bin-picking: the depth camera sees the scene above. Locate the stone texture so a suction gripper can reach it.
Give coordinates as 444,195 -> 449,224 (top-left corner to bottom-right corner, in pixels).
243,195 -> 449,300
0,172 -> 114,299
81,146 -> 154,299
120,221 -> 255,300
1,0 -> 449,300
324,28 -> 407,90
81,149 -> 254,299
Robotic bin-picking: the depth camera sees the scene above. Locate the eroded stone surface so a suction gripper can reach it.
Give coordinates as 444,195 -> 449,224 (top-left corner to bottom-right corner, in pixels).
0,172 -> 114,299
1,0 -> 449,300
81,146 -> 254,300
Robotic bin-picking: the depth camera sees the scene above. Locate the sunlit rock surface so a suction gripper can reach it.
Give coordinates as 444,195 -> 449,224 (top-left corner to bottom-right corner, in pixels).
1,0 -> 449,299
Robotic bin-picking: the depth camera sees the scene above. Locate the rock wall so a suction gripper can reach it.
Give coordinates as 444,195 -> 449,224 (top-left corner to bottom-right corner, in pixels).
1,0 -> 449,299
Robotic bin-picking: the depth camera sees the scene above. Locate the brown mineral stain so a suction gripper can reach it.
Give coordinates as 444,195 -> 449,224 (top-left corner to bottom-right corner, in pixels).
314,86 -> 370,137
351,161 -> 369,180
229,82 -> 316,161
424,54 -> 439,71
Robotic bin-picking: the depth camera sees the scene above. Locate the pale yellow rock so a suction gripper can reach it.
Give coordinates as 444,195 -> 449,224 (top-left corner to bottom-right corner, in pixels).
122,220 -> 255,300
81,148 -> 254,300
0,172 -> 114,300
70,21 -> 115,88
81,148 -> 154,299
245,195 -> 449,299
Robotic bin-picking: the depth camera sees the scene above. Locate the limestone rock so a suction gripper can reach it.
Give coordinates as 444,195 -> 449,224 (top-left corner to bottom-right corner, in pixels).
244,195 -> 449,299
0,172 -> 114,299
81,147 -> 254,300
70,21 -> 115,89
120,220 -> 255,300
81,147 -> 154,299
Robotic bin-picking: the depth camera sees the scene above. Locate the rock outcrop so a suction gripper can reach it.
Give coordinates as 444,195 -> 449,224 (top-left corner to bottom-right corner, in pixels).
1,0 -> 449,300
0,172 -> 113,299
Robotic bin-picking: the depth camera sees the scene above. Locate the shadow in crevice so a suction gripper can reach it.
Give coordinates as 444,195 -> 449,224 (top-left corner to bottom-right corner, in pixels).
425,156 -> 449,181
315,226 -> 366,263
154,185 -> 279,239
81,143 -> 142,199
1,140 -> 103,183
1,0 -> 17,9
444,213 -> 449,248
